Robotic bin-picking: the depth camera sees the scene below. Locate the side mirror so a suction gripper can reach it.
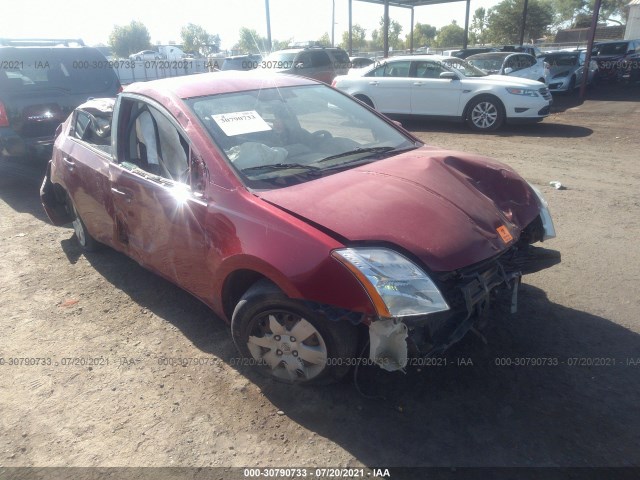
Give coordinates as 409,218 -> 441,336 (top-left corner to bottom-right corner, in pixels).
503,67 -> 514,74
439,71 -> 458,80
191,153 -> 209,198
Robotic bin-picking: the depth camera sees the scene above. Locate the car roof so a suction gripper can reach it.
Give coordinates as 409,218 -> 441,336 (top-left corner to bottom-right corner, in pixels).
379,54 -> 452,62
467,52 -> 522,59
124,71 -> 318,100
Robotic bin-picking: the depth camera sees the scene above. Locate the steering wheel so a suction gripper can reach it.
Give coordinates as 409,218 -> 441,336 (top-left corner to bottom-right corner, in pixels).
311,130 -> 333,142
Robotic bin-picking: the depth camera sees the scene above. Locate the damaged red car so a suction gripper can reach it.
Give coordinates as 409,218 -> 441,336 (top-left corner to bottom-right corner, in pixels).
41,72 -> 560,384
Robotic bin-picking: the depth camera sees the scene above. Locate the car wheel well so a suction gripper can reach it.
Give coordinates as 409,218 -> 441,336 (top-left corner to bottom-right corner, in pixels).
354,94 -> 374,108
222,270 -> 275,320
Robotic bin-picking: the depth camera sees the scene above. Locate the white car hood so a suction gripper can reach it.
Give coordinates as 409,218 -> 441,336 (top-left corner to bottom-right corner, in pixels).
480,75 -> 546,88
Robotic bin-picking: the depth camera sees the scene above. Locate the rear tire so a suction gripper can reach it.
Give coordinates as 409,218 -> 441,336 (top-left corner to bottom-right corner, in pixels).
231,280 -> 358,385
354,95 -> 374,109
71,203 -> 100,252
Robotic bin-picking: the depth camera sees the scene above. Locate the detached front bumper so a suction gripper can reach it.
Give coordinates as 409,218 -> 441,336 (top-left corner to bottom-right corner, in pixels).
368,244 -> 561,371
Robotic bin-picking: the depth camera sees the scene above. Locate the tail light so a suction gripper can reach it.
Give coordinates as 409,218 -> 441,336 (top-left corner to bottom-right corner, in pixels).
0,101 -> 9,127
331,80 -> 337,87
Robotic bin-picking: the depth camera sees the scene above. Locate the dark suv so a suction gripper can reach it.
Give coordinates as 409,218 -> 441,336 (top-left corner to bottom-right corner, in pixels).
592,40 -> 640,82
0,38 -> 121,161
256,46 -> 350,84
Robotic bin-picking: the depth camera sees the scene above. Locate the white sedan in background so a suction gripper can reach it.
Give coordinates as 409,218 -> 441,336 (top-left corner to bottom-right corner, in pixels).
332,55 -> 552,132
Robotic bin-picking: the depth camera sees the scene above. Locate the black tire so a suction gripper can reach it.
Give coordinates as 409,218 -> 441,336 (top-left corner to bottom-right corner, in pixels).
465,95 -> 505,132
354,95 -> 374,109
70,203 -> 100,252
568,75 -> 576,93
231,280 -> 358,385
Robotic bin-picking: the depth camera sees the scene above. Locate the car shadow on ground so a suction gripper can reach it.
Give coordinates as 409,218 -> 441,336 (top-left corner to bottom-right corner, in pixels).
399,117 -> 594,139
69,239 -> 640,468
0,157 -> 50,222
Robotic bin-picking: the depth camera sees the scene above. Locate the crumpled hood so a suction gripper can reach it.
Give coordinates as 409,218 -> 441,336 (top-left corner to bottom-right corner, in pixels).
257,147 -> 541,272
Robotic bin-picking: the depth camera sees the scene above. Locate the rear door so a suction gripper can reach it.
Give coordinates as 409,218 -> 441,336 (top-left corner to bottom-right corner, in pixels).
59,107 -> 115,244
109,97 -> 211,298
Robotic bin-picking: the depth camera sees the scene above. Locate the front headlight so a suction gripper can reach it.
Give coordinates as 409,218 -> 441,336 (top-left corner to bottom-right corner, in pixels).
332,248 -> 450,318
506,87 -> 539,97
528,183 -> 556,240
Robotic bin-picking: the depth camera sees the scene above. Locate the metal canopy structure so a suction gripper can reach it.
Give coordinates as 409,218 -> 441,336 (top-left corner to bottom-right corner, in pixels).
353,0 -> 469,56
351,0 -> 533,57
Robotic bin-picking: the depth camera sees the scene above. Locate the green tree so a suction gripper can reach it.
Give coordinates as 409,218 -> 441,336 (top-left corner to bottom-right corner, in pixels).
339,24 -> 367,51
484,0 -> 554,44
108,21 -> 152,58
434,21 -> 465,48
471,8 -> 489,44
549,0 -> 628,26
180,23 -> 220,56
317,32 -> 331,47
235,27 -> 270,53
407,22 -> 437,48
371,16 -> 404,50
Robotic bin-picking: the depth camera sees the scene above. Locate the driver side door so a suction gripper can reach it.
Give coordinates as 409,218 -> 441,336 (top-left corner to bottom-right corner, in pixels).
109,96 -> 211,299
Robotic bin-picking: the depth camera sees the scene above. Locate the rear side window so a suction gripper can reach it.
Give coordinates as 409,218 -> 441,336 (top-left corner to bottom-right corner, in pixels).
311,51 -> 331,67
0,47 -> 119,94
367,61 -> 411,78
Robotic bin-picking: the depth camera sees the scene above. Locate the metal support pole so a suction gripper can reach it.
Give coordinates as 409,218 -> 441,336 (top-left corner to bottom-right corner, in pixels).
519,0 -> 529,46
384,0 -> 390,57
332,0 -> 336,47
580,0 -> 602,99
410,7 -> 414,53
349,0 -> 353,55
463,0 -> 471,49
265,0 -> 272,51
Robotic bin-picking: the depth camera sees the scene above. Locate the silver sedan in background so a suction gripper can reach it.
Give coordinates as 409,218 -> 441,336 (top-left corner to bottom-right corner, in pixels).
540,51 -> 599,93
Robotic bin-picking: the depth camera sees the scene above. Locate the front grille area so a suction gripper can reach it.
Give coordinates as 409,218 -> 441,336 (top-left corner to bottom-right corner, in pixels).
539,87 -> 552,101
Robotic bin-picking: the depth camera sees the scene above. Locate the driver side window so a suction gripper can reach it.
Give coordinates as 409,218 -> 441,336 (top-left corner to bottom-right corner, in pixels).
122,100 -> 190,184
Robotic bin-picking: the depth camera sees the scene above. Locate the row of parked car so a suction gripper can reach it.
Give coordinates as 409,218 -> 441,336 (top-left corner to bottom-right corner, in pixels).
2,37 -> 639,164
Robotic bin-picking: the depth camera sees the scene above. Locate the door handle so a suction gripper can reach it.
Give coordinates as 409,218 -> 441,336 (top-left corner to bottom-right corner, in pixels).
368,81 -> 379,85
111,187 -> 133,203
413,82 -> 423,86
62,156 -> 75,171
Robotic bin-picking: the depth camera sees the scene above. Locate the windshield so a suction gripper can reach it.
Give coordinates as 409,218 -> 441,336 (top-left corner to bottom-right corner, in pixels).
188,84 -> 415,190
441,58 -> 488,77
593,42 -> 628,56
543,54 -> 578,67
467,54 -> 508,72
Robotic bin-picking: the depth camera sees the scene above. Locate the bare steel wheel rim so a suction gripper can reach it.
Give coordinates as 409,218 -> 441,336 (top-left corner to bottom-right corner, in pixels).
72,208 -> 86,246
246,311 -> 328,382
471,101 -> 498,129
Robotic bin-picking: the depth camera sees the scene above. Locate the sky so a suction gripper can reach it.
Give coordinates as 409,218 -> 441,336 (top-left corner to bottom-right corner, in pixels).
1,0 -> 502,51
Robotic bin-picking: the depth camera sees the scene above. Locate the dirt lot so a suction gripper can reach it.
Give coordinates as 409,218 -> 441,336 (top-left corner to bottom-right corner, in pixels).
1,84 -> 639,475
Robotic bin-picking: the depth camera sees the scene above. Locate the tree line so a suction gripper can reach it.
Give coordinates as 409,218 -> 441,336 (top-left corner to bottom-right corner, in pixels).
106,0 -> 630,57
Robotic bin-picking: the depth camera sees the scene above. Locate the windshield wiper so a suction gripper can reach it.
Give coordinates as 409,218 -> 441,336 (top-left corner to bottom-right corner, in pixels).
241,163 -> 321,173
317,146 -> 396,163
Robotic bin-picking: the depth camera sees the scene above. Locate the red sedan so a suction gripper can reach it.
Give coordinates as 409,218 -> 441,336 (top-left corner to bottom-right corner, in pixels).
41,72 -> 560,384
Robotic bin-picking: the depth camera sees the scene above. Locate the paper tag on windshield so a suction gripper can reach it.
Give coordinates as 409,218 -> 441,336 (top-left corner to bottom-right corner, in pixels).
212,111 -> 271,136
